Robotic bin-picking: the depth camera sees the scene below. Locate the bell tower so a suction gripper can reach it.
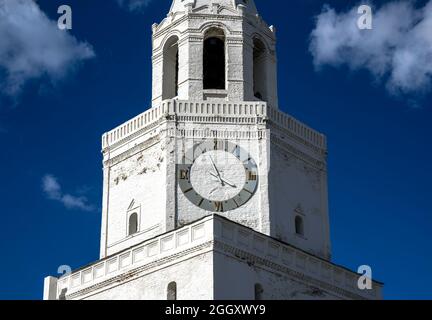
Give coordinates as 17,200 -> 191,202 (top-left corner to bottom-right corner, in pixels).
97,0 -> 331,261
43,0 -> 384,301
151,0 -> 279,108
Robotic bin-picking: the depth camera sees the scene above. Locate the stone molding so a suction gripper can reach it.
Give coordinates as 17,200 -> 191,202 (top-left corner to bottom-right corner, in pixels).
49,216 -> 381,300
68,241 -> 214,300
213,241 -> 366,300
101,100 -> 326,153
271,135 -> 326,171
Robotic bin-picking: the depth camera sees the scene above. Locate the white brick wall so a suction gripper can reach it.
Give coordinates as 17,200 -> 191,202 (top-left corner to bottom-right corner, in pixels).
99,99 -> 330,260
46,216 -> 382,300
83,252 -> 214,300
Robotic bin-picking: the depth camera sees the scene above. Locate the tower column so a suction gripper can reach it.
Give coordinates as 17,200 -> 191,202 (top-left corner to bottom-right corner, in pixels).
265,52 -> 279,109
227,37 -> 246,101
179,36 -> 204,101
151,54 -> 164,107
243,39 -> 254,101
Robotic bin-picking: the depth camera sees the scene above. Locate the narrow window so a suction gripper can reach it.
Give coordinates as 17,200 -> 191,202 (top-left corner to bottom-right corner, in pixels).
58,288 -> 68,301
167,282 -> 177,300
128,212 -> 138,236
253,38 -> 267,100
255,283 -> 264,300
295,216 -> 304,236
162,36 -> 179,99
203,28 -> 225,90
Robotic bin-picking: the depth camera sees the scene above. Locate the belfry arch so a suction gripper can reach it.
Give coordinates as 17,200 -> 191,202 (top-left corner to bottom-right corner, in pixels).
203,28 -> 226,90
162,35 -> 179,100
151,0 -> 279,108
253,37 -> 268,101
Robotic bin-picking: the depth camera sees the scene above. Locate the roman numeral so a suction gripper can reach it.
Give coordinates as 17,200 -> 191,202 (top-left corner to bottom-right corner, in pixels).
247,170 -> 257,181
180,170 -> 189,180
214,202 -> 224,212
213,139 -> 228,151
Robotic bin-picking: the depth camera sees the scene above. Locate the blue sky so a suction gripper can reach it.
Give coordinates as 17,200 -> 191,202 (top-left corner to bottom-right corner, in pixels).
0,0 -> 431,300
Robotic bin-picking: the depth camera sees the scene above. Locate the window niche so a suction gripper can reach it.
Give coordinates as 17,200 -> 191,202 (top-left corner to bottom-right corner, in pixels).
254,283 -> 264,300
126,201 -> 141,237
295,215 -> 305,237
128,212 -> 139,236
167,282 -> 177,300
203,28 -> 226,90
253,37 -> 268,101
162,35 -> 180,100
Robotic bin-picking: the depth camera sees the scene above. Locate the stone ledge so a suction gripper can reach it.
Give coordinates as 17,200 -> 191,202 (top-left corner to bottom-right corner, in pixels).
44,215 -> 382,300
101,100 -> 327,152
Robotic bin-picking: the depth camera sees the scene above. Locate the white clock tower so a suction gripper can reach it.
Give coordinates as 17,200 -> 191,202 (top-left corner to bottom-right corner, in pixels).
43,0 -> 383,300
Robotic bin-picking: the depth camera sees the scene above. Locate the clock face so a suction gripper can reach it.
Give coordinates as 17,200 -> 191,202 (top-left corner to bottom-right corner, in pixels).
178,140 -> 258,212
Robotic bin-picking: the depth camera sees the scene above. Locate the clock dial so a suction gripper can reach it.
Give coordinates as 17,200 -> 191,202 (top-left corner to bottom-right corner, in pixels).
178,140 -> 258,212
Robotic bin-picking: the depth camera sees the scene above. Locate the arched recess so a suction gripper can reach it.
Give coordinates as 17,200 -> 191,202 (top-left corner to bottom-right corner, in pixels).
162,35 -> 179,100
203,28 -> 226,90
255,283 -> 264,300
253,37 -> 268,101
167,282 -> 177,300
295,215 -> 305,236
128,212 -> 138,236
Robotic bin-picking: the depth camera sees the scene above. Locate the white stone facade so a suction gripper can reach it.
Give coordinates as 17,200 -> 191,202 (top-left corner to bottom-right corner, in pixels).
96,0 -> 330,260
44,215 -> 382,300
43,0 -> 383,300
98,100 -> 330,260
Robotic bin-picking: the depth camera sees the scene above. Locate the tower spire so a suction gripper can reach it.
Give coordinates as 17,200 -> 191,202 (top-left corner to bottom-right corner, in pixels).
168,0 -> 259,16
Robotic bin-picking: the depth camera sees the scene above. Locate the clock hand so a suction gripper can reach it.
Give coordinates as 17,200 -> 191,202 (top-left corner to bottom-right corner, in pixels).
209,171 -> 224,186
209,171 -> 218,178
209,172 -> 237,188
209,187 -> 218,195
208,156 -> 225,186
220,176 -> 237,188
209,156 -> 221,178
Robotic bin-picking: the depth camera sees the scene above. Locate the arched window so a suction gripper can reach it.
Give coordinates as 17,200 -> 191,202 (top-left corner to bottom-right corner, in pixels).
295,216 -> 304,236
58,288 -> 67,301
203,28 -> 225,90
167,282 -> 177,300
128,213 -> 138,236
254,283 -> 264,300
253,37 -> 267,100
163,36 -> 179,99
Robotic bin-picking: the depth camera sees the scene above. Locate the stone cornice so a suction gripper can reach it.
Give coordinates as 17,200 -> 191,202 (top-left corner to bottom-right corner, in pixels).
102,100 -> 327,159
66,237 -> 373,301
267,120 -> 327,156
153,13 -> 242,40
102,116 -> 166,156
212,240 -> 368,300
49,215 -> 381,301
67,241 -> 214,300
103,134 -> 162,168
271,135 -> 326,171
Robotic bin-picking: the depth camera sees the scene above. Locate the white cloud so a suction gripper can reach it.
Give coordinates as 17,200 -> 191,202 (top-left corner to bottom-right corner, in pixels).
42,174 -> 95,212
0,0 -> 95,97
116,0 -> 153,12
309,1 -> 432,95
